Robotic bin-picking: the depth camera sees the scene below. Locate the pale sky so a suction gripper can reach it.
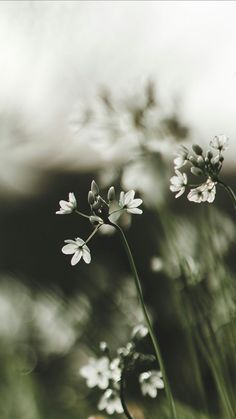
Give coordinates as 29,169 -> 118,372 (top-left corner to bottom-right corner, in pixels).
0,1 -> 235,194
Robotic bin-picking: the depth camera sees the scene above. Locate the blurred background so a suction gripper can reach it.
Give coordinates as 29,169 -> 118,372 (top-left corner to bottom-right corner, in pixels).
0,1 -> 236,418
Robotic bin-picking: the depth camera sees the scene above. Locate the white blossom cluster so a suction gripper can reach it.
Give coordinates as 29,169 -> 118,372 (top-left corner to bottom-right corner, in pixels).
56,180 -> 143,265
170,134 -> 229,203
80,325 -> 164,416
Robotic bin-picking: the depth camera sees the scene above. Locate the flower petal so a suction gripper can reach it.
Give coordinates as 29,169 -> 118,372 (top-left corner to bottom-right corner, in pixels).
124,190 -> 135,205
59,200 -> 71,210
82,247 -> 91,264
175,187 -> 185,198
71,250 -> 82,265
62,243 -> 78,254
128,198 -> 143,208
75,237 -> 85,246
69,192 -> 77,206
119,191 -> 125,206
127,207 -> 143,214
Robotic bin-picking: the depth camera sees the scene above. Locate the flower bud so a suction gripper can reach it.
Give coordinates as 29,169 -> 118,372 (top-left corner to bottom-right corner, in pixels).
207,150 -> 213,160
189,156 -> 198,166
91,180 -> 99,196
107,186 -> 116,202
92,197 -> 102,210
191,167 -> 203,176
100,341 -> 108,353
192,144 -> 203,155
88,190 -> 95,205
197,156 -> 205,168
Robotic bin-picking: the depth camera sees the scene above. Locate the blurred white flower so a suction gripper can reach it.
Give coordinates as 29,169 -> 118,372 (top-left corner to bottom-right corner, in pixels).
187,179 -> 216,203
119,190 -> 143,214
139,370 -> 164,398
109,358 -> 121,382
210,134 -> 229,151
150,256 -> 163,272
56,192 -> 77,215
131,324 -> 149,339
62,238 -> 91,265
173,145 -> 189,169
170,170 -> 187,198
98,389 -> 123,415
80,357 -> 110,390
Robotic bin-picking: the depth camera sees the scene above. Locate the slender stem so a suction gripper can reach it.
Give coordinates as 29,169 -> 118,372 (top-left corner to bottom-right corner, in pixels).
111,222 -> 178,419
109,208 -> 124,217
83,224 -> 101,246
75,210 -> 90,219
120,371 -> 133,419
218,180 -> 236,210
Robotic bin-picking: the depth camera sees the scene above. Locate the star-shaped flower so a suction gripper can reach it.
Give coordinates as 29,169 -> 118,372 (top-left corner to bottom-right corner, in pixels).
98,388 -> 124,415
56,192 -> 77,215
62,238 -> 91,265
210,134 -> 229,151
170,170 -> 188,198
80,357 -> 110,390
139,370 -> 164,398
119,190 -> 143,214
187,179 -> 216,203
173,145 -> 189,169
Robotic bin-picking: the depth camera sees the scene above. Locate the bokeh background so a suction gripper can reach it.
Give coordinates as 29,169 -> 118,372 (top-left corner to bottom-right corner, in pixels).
0,2 -> 236,419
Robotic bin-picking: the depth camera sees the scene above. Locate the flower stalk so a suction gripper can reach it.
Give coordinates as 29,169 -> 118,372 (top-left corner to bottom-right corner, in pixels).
218,180 -> 236,211
120,370 -> 133,419
110,221 -> 178,419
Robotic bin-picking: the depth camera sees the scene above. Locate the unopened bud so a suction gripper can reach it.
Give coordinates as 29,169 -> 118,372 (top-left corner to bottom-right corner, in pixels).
107,186 -> 116,202
189,156 -> 198,166
192,144 -> 203,155
91,180 -> 99,196
207,150 -> 213,160
191,167 -> 203,176
100,341 -> 108,353
197,156 -> 205,168
88,190 -> 95,205
92,197 -> 102,210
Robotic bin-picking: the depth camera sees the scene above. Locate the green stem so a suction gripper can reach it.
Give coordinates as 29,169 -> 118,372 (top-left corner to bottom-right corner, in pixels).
75,210 -> 90,219
111,222 -> 178,419
120,371 -> 133,419
83,224 -> 101,246
218,180 -> 236,210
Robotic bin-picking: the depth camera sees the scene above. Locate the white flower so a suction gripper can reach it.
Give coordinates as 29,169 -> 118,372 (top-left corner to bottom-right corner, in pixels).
173,145 -> 189,169
80,357 -> 110,390
62,238 -> 91,265
187,179 -> 216,204
131,324 -> 149,339
210,134 -> 229,151
139,370 -> 164,398
119,190 -> 143,214
150,256 -> 163,272
56,192 -> 77,215
98,389 -> 124,415
109,358 -> 121,383
170,170 -> 187,198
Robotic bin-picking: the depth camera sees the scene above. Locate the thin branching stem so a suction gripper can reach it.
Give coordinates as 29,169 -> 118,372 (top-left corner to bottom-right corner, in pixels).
218,180 -> 236,210
75,209 -> 91,219
110,222 -> 178,419
120,371 -> 133,419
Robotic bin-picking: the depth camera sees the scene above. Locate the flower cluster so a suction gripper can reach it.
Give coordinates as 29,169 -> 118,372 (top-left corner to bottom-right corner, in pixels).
80,325 -> 164,416
56,181 -> 143,265
170,134 -> 229,203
